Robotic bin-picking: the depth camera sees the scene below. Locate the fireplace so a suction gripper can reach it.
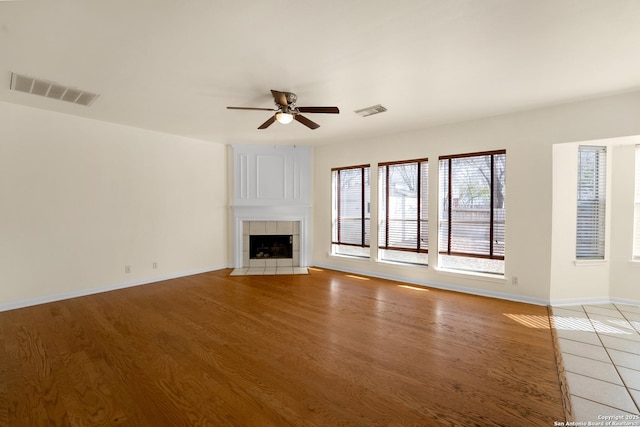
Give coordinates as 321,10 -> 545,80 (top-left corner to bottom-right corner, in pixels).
231,144 -> 312,269
250,235 -> 293,259
238,220 -> 303,268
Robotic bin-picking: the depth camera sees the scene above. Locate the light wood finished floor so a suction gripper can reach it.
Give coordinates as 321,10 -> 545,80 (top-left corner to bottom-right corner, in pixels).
1,268 -> 565,426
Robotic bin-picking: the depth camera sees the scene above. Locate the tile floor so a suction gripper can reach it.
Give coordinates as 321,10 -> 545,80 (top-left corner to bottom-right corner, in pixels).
551,304 -> 640,424
230,267 -> 309,276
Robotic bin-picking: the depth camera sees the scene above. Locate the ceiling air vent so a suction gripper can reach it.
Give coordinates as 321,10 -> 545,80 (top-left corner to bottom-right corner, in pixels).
10,72 -> 99,106
354,104 -> 387,117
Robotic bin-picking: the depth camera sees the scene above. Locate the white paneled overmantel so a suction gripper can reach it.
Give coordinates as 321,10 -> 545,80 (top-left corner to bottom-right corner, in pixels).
232,144 -> 311,206
231,144 -> 312,268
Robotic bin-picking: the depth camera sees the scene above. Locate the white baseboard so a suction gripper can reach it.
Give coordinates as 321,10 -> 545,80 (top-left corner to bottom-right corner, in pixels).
550,296 -> 640,307
550,297 -> 612,307
0,265 -> 230,312
6,263 -> 635,312
611,296 -> 640,307
313,263 -> 549,306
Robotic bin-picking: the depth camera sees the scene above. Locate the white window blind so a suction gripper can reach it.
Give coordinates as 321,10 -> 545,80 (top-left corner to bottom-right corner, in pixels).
378,159 -> 428,264
439,151 -> 506,261
332,165 -> 371,249
634,146 -> 640,259
576,145 -> 606,259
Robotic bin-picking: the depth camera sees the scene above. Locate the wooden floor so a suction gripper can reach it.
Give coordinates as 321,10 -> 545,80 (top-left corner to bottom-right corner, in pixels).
1,268 -> 565,426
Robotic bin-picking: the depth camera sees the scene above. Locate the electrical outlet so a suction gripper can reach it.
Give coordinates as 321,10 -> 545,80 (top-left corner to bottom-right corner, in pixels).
125,265 -> 131,274
153,262 -> 158,269
511,276 -> 518,285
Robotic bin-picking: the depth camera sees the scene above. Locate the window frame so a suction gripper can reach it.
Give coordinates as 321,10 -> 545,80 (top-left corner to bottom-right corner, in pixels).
331,164 -> 371,250
438,150 -> 506,263
378,158 -> 429,259
633,145 -> 640,260
576,145 -> 607,260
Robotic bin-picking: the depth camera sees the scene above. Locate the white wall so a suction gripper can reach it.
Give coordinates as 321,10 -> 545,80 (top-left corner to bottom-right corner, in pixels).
312,91 -> 640,305
0,101 -> 228,310
610,142 -> 640,303
5,90 -> 640,309
550,138 -> 640,305
549,142 -> 612,303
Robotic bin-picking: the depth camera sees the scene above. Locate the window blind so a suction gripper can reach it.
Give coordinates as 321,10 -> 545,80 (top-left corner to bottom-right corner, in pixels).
634,146 -> 640,259
439,150 -> 506,260
332,165 -> 370,247
576,145 -> 606,259
378,159 -> 429,253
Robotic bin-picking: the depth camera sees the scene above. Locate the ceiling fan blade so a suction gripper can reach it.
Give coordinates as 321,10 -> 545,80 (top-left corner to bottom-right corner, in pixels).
271,90 -> 289,107
227,106 -> 276,111
294,114 -> 320,130
297,106 -> 340,114
258,115 -> 276,129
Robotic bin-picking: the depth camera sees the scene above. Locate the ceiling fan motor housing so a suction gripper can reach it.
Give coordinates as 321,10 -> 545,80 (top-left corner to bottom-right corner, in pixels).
277,92 -> 298,114
282,92 -> 297,107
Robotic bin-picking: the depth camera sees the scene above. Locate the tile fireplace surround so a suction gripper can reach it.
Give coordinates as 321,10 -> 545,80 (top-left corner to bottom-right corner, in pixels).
231,220 -> 309,276
243,220 -> 300,268
230,206 -> 311,270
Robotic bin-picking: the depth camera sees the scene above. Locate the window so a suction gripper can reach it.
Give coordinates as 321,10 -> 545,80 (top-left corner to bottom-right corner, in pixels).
633,145 -> 640,260
332,165 -> 370,257
439,150 -> 506,274
576,145 -> 606,260
378,159 -> 429,265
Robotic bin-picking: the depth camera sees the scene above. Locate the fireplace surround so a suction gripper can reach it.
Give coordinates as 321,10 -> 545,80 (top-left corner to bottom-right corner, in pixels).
240,220 -> 301,268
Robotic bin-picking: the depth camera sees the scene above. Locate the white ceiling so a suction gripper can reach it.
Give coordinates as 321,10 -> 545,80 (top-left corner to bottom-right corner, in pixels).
2,0 -> 640,145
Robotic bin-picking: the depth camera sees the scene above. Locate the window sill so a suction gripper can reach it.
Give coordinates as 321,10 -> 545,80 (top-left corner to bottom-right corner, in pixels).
573,259 -> 608,266
329,253 -> 371,262
434,267 -> 506,284
377,259 -> 428,268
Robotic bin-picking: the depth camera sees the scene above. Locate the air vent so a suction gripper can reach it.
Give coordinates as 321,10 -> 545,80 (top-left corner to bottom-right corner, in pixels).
354,104 -> 387,117
10,72 -> 99,106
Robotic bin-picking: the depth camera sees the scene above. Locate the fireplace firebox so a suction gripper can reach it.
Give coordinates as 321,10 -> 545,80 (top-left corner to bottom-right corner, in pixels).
249,235 -> 293,259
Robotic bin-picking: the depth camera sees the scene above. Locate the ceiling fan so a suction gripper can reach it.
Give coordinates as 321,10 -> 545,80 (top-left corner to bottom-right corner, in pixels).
227,90 -> 339,130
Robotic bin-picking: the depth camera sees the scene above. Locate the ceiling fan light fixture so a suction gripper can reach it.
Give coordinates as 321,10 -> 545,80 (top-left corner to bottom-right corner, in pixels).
275,111 -> 294,124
